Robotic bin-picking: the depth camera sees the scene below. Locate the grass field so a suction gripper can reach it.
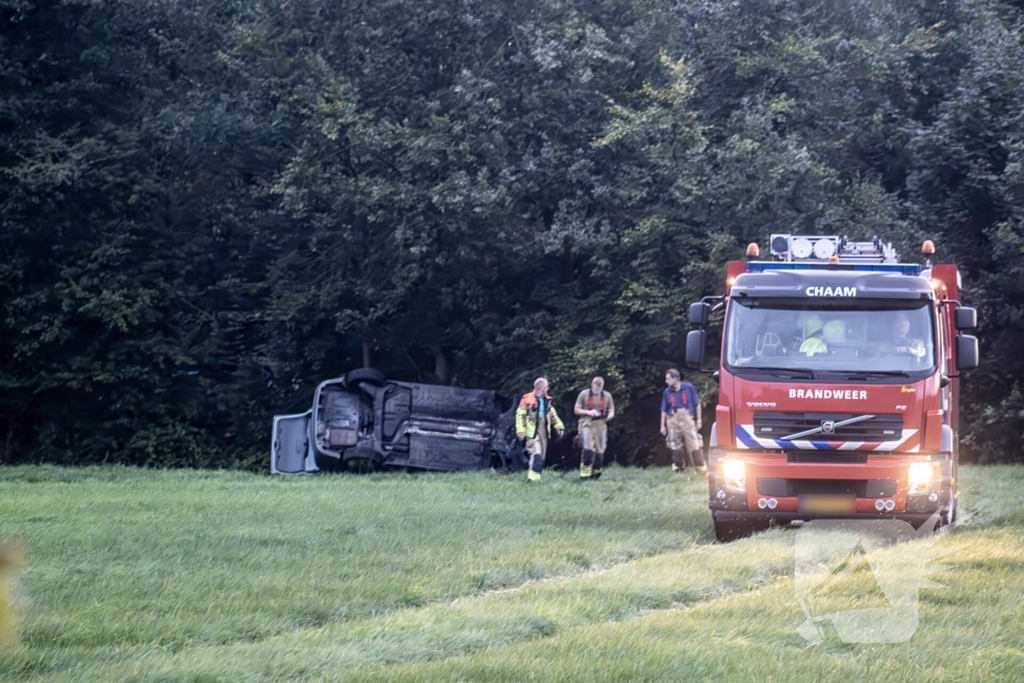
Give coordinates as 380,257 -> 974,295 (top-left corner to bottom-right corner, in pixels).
0,464 -> 1021,682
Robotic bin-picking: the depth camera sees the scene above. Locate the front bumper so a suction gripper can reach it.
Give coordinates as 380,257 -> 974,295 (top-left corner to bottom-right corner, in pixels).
712,510 -> 940,527
706,449 -> 954,517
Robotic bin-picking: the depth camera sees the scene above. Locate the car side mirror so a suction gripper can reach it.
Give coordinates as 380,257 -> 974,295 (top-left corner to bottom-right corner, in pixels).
956,334 -> 978,371
689,302 -> 711,326
686,329 -> 706,368
955,307 -> 977,331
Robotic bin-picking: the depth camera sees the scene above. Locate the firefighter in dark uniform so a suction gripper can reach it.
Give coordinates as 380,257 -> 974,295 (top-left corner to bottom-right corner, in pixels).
516,377 -> 565,482
660,368 -> 704,472
574,377 -> 615,480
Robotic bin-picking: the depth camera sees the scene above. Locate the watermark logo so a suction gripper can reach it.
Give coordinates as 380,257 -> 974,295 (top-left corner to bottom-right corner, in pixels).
795,512 -> 959,644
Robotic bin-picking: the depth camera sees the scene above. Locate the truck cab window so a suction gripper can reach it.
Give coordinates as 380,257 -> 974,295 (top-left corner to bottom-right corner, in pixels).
725,299 -> 936,379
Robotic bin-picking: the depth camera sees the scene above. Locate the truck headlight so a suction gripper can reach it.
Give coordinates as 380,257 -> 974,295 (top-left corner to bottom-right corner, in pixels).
908,462 -> 935,495
722,459 -> 746,493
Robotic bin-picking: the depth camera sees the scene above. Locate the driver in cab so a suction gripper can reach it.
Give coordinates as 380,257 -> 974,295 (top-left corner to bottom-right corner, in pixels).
889,313 -> 926,359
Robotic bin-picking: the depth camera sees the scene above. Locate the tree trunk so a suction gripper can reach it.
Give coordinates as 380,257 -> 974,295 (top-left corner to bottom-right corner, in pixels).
362,341 -> 372,369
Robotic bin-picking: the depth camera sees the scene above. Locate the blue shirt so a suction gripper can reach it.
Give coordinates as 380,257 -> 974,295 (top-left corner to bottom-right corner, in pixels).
662,383 -> 699,418
537,396 -> 547,421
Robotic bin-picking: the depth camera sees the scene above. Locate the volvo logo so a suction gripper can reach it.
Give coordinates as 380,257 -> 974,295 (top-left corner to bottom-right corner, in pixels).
784,414 -> 875,441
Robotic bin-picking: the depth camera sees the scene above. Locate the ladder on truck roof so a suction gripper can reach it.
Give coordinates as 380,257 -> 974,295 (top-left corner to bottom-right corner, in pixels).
768,234 -> 900,265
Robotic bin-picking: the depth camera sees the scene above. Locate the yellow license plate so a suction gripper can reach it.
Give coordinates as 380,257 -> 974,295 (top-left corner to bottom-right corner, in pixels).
799,494 -> 856,515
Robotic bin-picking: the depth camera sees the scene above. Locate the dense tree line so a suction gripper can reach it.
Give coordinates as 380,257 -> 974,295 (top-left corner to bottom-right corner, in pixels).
2,0 -> 1023,468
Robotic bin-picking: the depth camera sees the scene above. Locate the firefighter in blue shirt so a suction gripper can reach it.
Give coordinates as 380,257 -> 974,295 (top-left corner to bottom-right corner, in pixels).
660,368 -> 704,472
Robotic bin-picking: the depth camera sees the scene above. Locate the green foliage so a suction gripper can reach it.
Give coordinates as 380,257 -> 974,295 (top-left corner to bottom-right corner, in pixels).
1,0 -> 1023,465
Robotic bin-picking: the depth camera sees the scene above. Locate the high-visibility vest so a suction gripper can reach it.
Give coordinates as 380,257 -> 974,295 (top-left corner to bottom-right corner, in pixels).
521,393 -> 552,408
518,392 -> 562,438
800,337 -> 828,356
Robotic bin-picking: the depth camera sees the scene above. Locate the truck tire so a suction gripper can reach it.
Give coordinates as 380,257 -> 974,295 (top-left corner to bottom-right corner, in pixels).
943,464 -> 959,527
938,467 -> 958,528
344,368 -> 386,389
713,514 -> 771,542
940,495 -> 957,528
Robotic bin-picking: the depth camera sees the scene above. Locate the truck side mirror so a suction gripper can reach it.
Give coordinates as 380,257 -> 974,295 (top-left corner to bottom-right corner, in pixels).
956,334 -> 978,371
685,329 -> 706,368
689,302 -> 711,326
955,307 -> 977,331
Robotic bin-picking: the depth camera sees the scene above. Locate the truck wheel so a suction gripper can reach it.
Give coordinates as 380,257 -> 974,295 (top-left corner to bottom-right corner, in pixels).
940,496 -> 957,528
713,515 -> 763,543
344,368 -> 386,389
716,511 -> 770,544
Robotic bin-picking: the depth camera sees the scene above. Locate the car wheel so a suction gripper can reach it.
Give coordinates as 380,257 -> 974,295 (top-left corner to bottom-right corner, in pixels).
346,457 -> 379,474
313,451 -> 345,472
490,451 -> 510,472
344,368 -> 386,389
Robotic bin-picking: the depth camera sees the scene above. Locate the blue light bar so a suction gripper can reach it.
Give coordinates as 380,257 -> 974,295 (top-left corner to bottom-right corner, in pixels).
745,262 -> 921,275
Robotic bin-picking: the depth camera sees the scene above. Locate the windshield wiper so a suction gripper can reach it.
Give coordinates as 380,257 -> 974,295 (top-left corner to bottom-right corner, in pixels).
844,370 -> 910,380
742,366 -> 816,379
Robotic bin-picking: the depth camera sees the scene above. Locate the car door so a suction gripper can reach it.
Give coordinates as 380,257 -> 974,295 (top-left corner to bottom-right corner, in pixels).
271,411 -> 317,474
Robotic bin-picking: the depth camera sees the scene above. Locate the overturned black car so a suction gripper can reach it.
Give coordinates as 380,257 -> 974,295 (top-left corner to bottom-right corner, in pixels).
271,369 -> 526,474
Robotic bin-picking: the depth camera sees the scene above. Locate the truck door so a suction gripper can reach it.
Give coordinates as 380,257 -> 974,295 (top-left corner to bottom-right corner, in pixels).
271,411 -> 317,474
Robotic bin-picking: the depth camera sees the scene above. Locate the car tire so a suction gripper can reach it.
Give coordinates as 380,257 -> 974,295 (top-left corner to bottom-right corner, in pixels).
345,457 -> 379,474
344,368 -> 386,389
314,451 -> 345,472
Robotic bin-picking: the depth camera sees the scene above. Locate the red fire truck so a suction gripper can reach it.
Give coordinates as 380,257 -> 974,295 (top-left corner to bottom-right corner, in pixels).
685,235 -> 978,541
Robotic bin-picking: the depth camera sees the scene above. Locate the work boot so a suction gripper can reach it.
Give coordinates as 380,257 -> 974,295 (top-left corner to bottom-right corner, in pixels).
671,450 -> 685,472
591,469 -> 602,480
527,470 -> 542,483
580,450 -> 594,478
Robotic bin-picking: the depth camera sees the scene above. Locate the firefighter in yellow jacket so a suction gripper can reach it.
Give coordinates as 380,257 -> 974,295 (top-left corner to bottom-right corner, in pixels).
516,377 -> 565,482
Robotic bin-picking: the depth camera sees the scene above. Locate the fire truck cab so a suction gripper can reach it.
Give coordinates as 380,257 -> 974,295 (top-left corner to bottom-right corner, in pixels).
686,235 -> 979,542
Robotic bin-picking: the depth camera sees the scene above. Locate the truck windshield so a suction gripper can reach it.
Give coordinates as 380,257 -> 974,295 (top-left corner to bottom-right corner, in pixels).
724,298 -> 936,378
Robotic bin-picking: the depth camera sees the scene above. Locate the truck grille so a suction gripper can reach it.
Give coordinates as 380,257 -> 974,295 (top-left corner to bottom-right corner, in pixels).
787,451 -> 867,464
756,479 -> 867,497
757,478 -> 897,498
753,412 -> 903,442
791,479 -> 866,496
